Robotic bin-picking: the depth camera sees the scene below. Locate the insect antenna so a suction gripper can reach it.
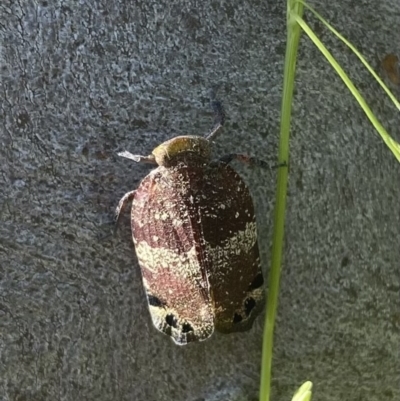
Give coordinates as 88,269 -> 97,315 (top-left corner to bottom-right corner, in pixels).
205,89 -> 225,141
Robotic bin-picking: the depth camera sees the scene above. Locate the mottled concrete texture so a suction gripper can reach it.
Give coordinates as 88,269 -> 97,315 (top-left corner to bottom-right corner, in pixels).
0,0 -> 399,400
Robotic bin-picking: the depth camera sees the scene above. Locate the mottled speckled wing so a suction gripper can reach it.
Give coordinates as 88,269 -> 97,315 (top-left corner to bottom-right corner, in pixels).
131,166 -> 214,345
192,162 -> 265,333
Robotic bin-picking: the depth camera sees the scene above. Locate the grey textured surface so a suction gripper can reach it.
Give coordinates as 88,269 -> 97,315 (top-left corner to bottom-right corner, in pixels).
0,0 -> 399,400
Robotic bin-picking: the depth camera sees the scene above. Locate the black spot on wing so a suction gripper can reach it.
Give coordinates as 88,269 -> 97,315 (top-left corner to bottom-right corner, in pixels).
244,297 -> 256,316
148,295 -> 165,307
233,313 -> 243,324
182,322 -> 194,333
166,314 -> 178,329
248,273 -> 264,290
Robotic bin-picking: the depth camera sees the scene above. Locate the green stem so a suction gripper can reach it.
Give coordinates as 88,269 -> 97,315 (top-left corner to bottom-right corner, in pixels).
259,2 -> 303,400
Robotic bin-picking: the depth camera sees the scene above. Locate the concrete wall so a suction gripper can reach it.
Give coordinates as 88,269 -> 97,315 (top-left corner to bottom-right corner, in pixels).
1,0 -> 399,400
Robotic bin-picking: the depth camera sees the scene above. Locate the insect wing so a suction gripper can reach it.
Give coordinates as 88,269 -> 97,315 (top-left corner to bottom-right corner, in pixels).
131,167 -> 214,345
199,163 -> 265,333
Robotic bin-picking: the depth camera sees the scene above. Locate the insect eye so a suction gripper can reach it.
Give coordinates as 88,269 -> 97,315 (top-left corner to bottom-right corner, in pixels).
165,314 -> 178,328
244,297 -> 256,316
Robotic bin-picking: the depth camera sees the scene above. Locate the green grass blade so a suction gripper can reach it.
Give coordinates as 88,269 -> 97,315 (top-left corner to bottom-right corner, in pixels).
297,0 -> 400,110
293,14 -> 400,162
258,1 -> 304,400
259,3 -> 399,401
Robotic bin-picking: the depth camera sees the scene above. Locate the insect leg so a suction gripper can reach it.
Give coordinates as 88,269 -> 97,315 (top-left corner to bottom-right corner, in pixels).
217,153 -> 287,170
114,190 -> 136,233
117,150 -> 156,164
205,89 -> 226,141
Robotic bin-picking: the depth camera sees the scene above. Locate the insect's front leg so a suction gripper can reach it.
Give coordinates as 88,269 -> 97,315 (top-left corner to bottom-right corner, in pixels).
114,150 -> 156,233
215,153 -> 287,170
117,151 -> 156,164
206,100 -> 225,140
114,190 -> 136,233
205,88 -> 226,141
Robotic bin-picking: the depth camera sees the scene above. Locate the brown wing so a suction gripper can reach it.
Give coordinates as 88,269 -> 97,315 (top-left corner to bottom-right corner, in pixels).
197,163 -> 265,333
131,166 -> 214,345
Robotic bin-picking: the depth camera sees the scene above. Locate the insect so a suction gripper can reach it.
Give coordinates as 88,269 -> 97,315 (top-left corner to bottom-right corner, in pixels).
115,96 -> 267,345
